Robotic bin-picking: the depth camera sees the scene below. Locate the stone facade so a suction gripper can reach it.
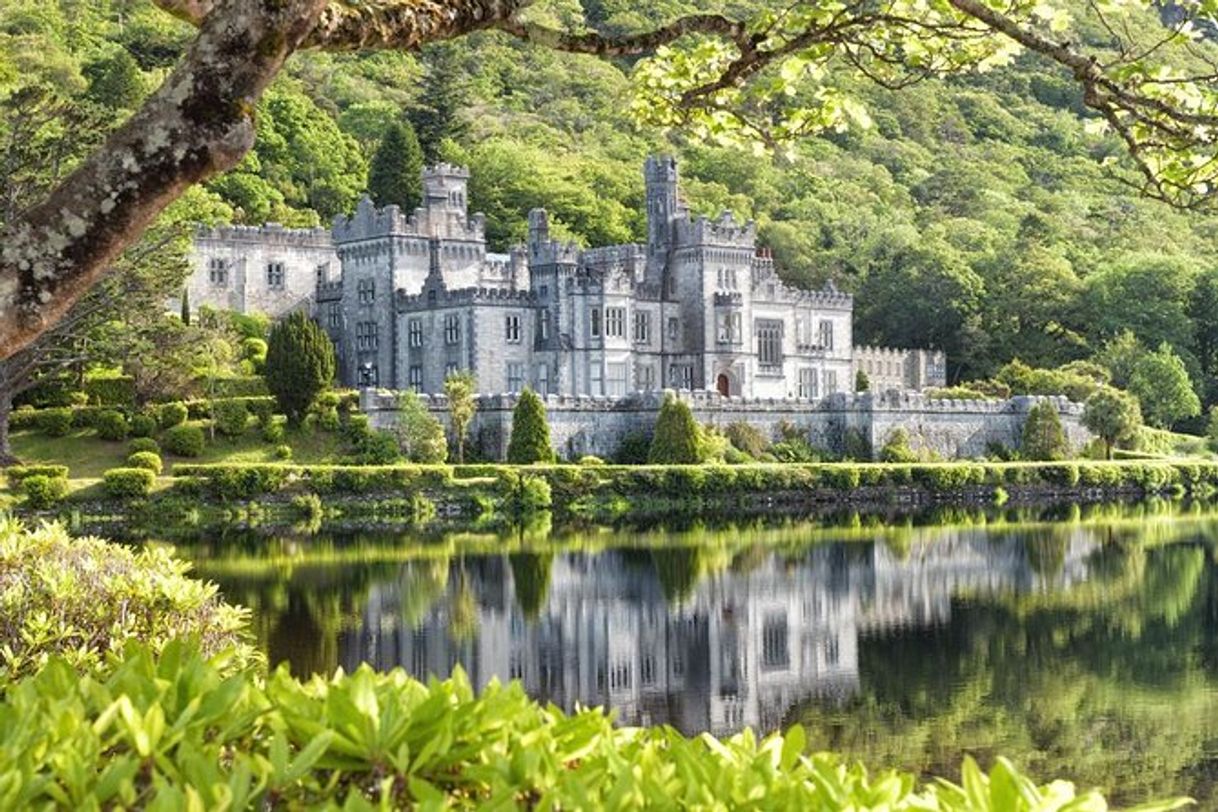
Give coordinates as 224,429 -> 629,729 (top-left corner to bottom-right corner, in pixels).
853,346 -> 946,393
186,157 -> 944,398
362,388 -> 1089,461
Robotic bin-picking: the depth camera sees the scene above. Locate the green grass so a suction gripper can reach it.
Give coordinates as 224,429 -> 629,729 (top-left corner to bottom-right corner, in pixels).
9,421 -> 348,480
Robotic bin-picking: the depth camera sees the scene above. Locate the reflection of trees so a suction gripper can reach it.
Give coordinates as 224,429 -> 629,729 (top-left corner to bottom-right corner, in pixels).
794,543 -> 1217,805
509,552 -> 554,619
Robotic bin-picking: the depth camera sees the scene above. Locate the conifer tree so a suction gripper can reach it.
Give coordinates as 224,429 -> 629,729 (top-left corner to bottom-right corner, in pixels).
367,121 -> 423,211
409,45 -> 469,164
648,393 -> 701,464
855,369 -> 870,392
1021,401 -> 1069,460
264,311 -> 336,425
180,290 -> 190,325
507,388 -> 555,464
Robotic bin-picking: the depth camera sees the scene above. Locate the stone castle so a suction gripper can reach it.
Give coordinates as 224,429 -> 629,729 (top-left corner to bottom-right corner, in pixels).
189,157 -> 945,399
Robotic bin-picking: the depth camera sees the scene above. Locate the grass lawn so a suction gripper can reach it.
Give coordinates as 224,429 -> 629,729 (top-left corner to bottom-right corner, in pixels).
10,421 -> 350,480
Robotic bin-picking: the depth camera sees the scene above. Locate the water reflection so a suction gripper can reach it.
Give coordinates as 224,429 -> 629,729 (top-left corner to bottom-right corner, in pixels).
173,511 -> 1218,804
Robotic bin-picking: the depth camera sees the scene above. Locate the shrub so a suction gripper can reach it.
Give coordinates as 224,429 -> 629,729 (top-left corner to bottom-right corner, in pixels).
38,407 -> 73,437
265,311 -> 336,425
349,429 -> 402,464
318,406 -> 341,432
724,422 -> 769,458
879,429 -> 919,463
158,401 -> 188,429
102,467 -> 155,499
615,431 -> 652,464
274,444 -> 293,460
649,394 -> 700,464
9,406 -> 37,431
578,455 -> 605,465
1021,402 -> 1069,461
129,437 -> 160,455
0,520 -> 250,679
248,397 -> 275,427
4,464 -> 70,484
20,475 -> 68,509
395,391 -> 447,463
82,375 -> 135,407
212,399 -> 249,438
262,418 -> 286,443
163,424 -> 206,457
128,413 -> 155,438
507,388 -> 555,464
94,409 -> 128,441
126,451 -> 163,475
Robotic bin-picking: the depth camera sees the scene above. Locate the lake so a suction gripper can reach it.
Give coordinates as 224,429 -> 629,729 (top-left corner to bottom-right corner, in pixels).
156,505 -> 1218,807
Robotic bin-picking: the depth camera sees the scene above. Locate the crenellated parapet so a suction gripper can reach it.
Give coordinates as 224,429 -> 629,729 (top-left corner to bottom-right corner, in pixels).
332,192 -> 486,245
396,285 -> 537,312
674,210 -> 757,248
194,223 -> 332,248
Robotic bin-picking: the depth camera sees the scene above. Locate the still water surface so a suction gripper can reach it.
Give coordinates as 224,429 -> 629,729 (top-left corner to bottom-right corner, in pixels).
164,510 -> 1218,806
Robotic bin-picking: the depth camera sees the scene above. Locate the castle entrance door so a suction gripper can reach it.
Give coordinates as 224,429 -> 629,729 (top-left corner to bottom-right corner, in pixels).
716,374 -> 730,397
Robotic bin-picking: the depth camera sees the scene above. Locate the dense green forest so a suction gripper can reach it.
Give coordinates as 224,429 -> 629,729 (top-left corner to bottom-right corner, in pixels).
4,1 -> 1218,422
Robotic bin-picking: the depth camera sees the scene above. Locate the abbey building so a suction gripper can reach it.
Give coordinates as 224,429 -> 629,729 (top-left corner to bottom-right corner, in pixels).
188,157 -> 944,398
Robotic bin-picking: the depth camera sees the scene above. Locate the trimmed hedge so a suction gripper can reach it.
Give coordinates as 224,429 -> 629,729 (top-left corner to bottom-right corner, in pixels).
82,375 -> 135,407
128,437 -> 160,455
126,451 -> 163,475
172,463 -> 454,499
163,424 -> 206,457
94,409 -> 128,441
102,467 -> 156,499
158,401 -> 188,428
4,465 -> 70,484
183,396 -> 274,421
129,412 -> 157,438
212,399 -> 249,438
19,475 -> 68,509
37,407 -> 73,437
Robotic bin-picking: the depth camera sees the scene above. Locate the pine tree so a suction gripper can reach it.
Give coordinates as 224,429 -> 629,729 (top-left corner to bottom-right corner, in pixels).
507,388 -> 555,464
855,369 -> 870,392
648,393 -> 701,464
83,50 -> 145,110
1020,401 -> 1069,460
180,289 -> 190,325
264,311 -> 336,425
367,121 -> 423,210
409,45 -> 469,164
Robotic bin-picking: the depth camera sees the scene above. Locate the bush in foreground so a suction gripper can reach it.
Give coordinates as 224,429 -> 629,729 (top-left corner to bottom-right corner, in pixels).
102,467 -> 156,499
0,519 -> 250,680
0,640 -> 1189,811
19,475 -> 68,509
507,388 -> 555,464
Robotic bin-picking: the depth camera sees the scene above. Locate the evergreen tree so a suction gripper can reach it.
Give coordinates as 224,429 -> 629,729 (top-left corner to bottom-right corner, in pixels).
444,370 -> 477,463
855,369 -> 870,392
507,387 -> 554,464
83,50 -> 145,110
367,121 -> 423,211
409,45 -> 469,164
1083,387 -> 1142,460
649,393 -> 701,464
1021,401 -> 1069,460
264,311 -> 336,425
180,290 -> 190,325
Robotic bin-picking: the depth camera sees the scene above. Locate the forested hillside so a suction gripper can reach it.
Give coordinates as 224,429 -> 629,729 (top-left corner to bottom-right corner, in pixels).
4,0 -> 1218,417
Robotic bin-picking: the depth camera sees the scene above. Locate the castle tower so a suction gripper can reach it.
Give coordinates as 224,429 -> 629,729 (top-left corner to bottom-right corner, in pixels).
645,156 -> 682,278
422,164 -> 470,217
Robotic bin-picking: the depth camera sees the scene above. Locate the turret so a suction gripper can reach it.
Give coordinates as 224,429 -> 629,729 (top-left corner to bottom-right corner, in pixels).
422,164 -> 470,215
645,155 -> 680,265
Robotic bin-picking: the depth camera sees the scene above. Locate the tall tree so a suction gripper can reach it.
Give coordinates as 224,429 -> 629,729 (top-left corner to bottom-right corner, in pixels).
5,0 -> 1218,358
444,370 -> 477,463
649,394 -> 701,464
1127,343 -> 1201,429
1083,387 -> 1142,460
367,121 -> 423,211
264,312 -> 336,426
395,389 -> 448,463
1020,402 -> 1069,461
409,44 -> 469,164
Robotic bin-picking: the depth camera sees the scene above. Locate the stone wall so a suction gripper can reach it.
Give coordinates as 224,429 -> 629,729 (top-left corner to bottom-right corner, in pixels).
362,388 -> 1090,462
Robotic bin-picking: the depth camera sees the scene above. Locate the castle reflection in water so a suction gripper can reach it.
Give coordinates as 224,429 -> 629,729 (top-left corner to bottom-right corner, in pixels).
332,527 -> 1101,737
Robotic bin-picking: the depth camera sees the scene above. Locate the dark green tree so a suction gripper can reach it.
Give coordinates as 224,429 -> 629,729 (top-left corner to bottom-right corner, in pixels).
507,388 -> 555,464
409,45 -> 469,164
855,369 -> 870,392
180,289 -> 190,325
83,50 -> 146,110
649,394 -> 701,464
1021,402 -> 1069,461
1127,343 -> 1202,429
264,312 -> 336,426
1083,387 -> 1143,460
367,121 -> 423,211
509,551 -> 554,619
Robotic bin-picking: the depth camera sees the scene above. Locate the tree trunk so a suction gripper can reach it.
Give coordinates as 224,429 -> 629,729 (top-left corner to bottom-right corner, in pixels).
0,390 -> 17,466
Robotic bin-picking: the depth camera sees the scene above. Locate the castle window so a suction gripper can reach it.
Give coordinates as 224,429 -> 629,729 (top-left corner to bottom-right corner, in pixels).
539,308 -> 551,341
358,278 -> 375,305
589,308 -> 601,339
762,613 -> 789,670
328,303 -> 341,328
716,312 -> 742,345
824,369 -> 838,394
266,262 -> 285,289
589,362 -> 603,396
605,307 -> 625,338
408,319 -> 423,348
444,315 -> 461,345
757,319 -> 783,369
537,363 -> 549,395
208,258 -> 228,286
638,364 -> 655,391
316,263 -> 329,285
507,363 -> 525,393
445,362 -> 460,378
606,362 -> 627,397
798,368 -> 818,400
408,365 -> 423,391
818,319 -> 834,351
669,364 -> 693,390
356,321 -> 378,351
633,311 -> 651,345
539,285 -> 548,299
667,317 -> 680,343
505,313 -> 521,343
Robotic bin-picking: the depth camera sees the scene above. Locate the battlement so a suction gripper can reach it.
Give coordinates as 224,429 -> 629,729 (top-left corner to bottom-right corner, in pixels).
332,194 -> 486,244
315,279 -> 343,301
396,285 -> 537,311
194,223 -> 332,248
675,211 -> 757,248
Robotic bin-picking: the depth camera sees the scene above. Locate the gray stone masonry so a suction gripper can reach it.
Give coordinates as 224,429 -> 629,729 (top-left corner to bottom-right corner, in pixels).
362,388 -> 1090,462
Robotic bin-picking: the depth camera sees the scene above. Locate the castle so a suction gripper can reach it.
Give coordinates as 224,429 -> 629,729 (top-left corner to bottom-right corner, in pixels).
189,157 -> 945,399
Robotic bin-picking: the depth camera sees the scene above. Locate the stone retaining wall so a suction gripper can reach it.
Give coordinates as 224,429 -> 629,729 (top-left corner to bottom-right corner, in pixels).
363,389 -> 1090,462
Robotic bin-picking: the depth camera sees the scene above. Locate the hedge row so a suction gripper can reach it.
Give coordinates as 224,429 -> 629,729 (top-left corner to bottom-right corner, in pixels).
166,461 -> 1214,503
